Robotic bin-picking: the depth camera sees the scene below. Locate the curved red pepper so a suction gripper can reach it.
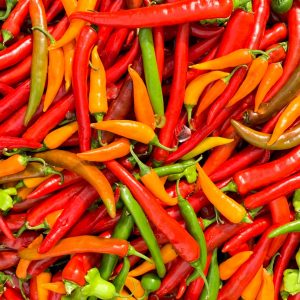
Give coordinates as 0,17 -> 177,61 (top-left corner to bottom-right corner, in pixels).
259,23 -> 288,50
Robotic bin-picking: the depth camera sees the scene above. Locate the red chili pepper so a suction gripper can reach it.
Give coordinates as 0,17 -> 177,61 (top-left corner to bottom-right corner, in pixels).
218,227 -> 275,300
264,2 -> 300,102
0,214 -> 15,241
0,251 -> 20,270
28,258 -> 59,277
0,136 -> 42,150
267,43 -> 287,63
222,217 -> 271,253
3,286 -> 23,300
259,23 -> 288,50
22,93 -> 75,143
244,171 -> 300,209
153,26 -> 164,82
38,185 -> 99,253
0,83 -> 14,96
245,0 -> 270,50
0,231 -> 37,250
29,276 -> 38,300
153,23 -> 189,164
27,182 -> 86,227
27,170 -> 82,200
69,0 -> 233,28
190,23 -> 224,39
45,0 -> 63,22
273,233 -> 300,300
105,160 -> 200,263
72,25 -> 98,152
4,213 -> 26,232
216,9 -> 254,57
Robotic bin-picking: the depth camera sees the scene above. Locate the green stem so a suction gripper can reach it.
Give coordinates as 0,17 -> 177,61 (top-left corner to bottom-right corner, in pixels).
129,145 -> 151,177
31,26 -> 56,45
150,135 -> 177,152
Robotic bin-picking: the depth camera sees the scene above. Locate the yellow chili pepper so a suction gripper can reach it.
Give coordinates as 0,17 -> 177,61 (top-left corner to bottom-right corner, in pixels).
184,71 -> 229,127
116,290 -> 136,300
267,95 -> 300,145
49,0 -> 97,50
36,272 -> 52,300
77,138 -> 131,162
125,276 -> 146,299
129,243 -> 177,277
41,281 -> 66,294
43,121 -> 78,149
196,163 -> 248,223
23,175 -> 51,188
16,235 -> 43,279
63,41 -> 75,91
182,137 -> 234,160
128,65 -> 156,129
241,266 -> 263,300
89,46 -> 108,121
256,268 -> 275,300
61,0 -> 77,15
91,120 -> 176,151
219,251 -> 253,280
44,48 -> 65,112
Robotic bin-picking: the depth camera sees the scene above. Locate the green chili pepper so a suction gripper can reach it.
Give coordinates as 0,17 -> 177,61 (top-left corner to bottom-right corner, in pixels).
231,119 -> 300,150
271,0 -> 293,14
99,208 -> 134,280
245,63 -> 300,125
140,273 -> 161,299
24,0 -> 49,125
0,188 -> 17,211
0,0 -> 18,21
269,220 -> 300,238
168,165 -> 198,183
113,257 -> 130,293
293,189 -> 300,218
200,248 -> 220,300
139,28 -> 165,128
282,269 -> 300,296
119,184 -> 166,278
176,181 -> 208,287
153,159 -> 198,177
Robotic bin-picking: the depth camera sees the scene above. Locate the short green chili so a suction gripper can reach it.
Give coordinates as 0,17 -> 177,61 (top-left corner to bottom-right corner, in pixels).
99,208 -> 134,280
139,28 -> 165,128
271,0 -> 293,14
113,257 -> 130,293
24,0 -> 48,125
268,220 -> 300,238
119,184 -> 166,278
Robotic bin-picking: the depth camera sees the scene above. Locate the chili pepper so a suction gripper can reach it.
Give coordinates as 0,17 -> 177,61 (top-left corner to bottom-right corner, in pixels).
0,213 -> 15,240
60,0 -> 77,15
140,273 -> 161,298
72,26 -> 97,152
70,0 -> 233,27
0,251 -> 19,270
62,41 -> 75,92
294,189 -> 300,217
153,26 -> 164,82
0,0 -> 17,21
89,46 -> 107,128
41,281 -> 65,295
269,220 -> 300,238
24,0 -> 48,125
113,257 -> 130,293
45,0 -> 63,22
196,164 -> 248,223
19,236 -> 150,261
35,150 -> 115,218
61,133 -> 79,147
227,55 -> 269,107
99,208 -> 134,280
0,82 -> 14,95
218,227 -> 275,300
241,266 -> 263,300
119,184 -> 166,278
128,65 -> 155,129
92,120 -> 176,151
191,49 -> 264,71
271,0 -> 293,13
27,257 -> 60,277
48,0 -> 97,50
36,272 -> 52,300
0,136 -> 41,150
254,62 -> 283,112
29,276 -> 39,300
267,42 -> 287,63
105,160 -> 200,263
90,211 -> 122,235
259,23 -> 288,50
3,286 -> 23,300
3,213 -> 26,233
257,263 -> 276,300
23,93 -> 75,143
222,217 -> 271,253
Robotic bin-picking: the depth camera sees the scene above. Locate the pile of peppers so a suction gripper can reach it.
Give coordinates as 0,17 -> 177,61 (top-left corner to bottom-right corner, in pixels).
0,0 -> 300,299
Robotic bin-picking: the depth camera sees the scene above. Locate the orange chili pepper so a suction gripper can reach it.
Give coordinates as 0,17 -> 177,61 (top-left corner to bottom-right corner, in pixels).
241,266 -> 263,300
43,121 -> 78,149
116,290 -> 136,300
226,55 -> 269,107
256,268 -> 275,300
43,48 -> 65,112
125,276 -> 146,299
49,0 -> 97,50
89,45 -> 107,121
254,62 -> 283,112
35,150 -> 115,218
267,94 -> 300,145
196,163 -> 248,223
91,120 -> 176,151
23,175 -> 52,188
128,65 -> 156,129
63,41 -> 75,91
61,0 -> 77,15
45,209 -> 63,228
41,281 -> 66,294
36,272 -> 52,300
129,243 -> 177,277
77,138 -> 130,162
16,234 -> 43,279
190,49 -> 264,70
17,187 -> 35,200
130,145 -> 177,206
0,154 -> 44,177
184,71 -> 229,126
219,251 -> 253,280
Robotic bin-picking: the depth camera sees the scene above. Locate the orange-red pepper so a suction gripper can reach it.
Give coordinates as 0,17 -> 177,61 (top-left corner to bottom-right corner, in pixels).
63,41 -> 75,91
256,268 -> 275,300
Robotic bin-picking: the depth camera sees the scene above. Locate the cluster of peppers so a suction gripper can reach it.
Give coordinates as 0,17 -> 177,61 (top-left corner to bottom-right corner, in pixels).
0,0 -> 299,299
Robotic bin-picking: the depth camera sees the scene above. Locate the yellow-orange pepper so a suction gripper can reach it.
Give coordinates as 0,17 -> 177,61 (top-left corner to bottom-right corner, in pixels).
63,41 -> 75,91
125,276 -> 146,299
41,281 -> 66,294
36,272 -> 52,300
45,209 -> 63,228
241,266 -> 263,300
256,268 -> 275,300
60,0 -> 77,15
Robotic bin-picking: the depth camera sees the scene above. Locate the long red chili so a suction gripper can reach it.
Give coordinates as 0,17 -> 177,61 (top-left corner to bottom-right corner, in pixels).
72,25 -> 98,152
259,22 -> 288,50
0,136 -> 42,150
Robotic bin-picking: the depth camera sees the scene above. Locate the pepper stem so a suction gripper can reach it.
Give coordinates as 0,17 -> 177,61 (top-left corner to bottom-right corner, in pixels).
185,105 -> 194,130
223,65 -> 246,84
127,245 -> 152,263
187,260 -> 209,291
175,180 -> 185,202
250,50 -> 268,57
129,145 -> 151,177
94,113 -> 106,146
155,115 -> 166,129
150,136 -> 178,152
44,167 -> 64,184
31,26 -> 56,45
28,157 -> 46,167
1,29 -> 13,43
202,217 -> 216,229
220,180 -> 238,193
266,253 -> 280,275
